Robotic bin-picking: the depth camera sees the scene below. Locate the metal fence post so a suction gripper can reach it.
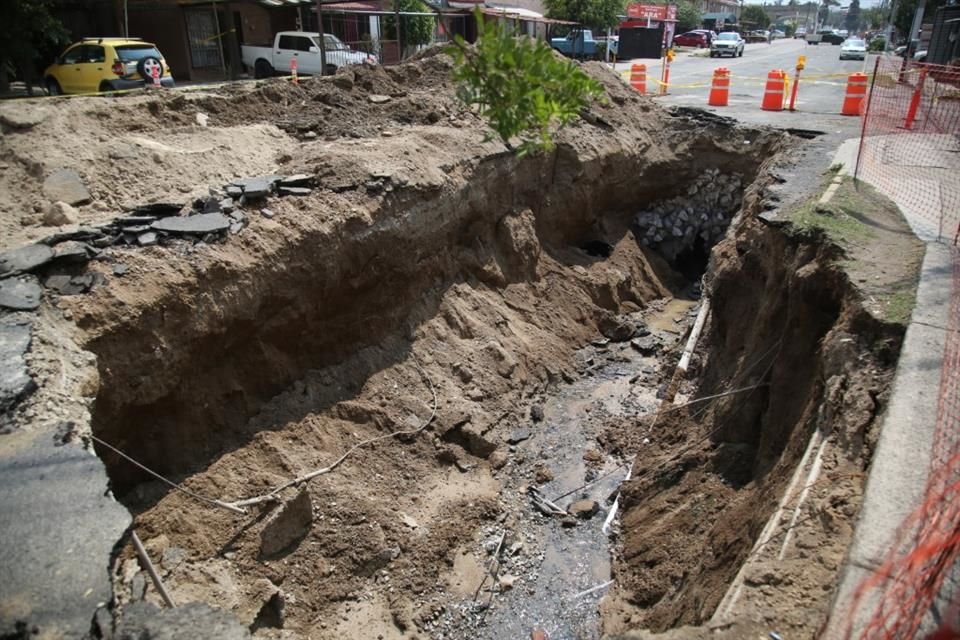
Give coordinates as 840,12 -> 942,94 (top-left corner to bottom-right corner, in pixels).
853,56 -> 881,186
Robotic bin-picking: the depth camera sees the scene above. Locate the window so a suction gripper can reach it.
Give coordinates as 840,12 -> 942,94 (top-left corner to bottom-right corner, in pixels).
116,45 -> 163,62
62,45 -> 84,65
323,34 -> 349,51
278,35 -> 313,52
82,45 -> 106,63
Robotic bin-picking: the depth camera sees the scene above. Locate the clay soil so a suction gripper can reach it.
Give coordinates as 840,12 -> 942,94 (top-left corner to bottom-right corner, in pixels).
0,51 -> 923,640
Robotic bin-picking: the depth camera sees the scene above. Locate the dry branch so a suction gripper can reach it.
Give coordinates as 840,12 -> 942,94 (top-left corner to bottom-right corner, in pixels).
222,360 -> 438,513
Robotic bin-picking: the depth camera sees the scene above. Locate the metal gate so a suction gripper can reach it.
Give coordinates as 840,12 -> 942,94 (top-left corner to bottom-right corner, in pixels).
618,26 -> 663,60
185,8 -> 222,69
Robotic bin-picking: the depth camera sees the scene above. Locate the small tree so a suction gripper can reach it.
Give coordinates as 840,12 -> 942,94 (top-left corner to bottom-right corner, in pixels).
543,0 -> 626,31
449,11 -> 604,157
0,0 -> 68,95
675,1 -> 703,32
741,4 -> 772,28
384,0 -> 435,53
844,0 -> 860,33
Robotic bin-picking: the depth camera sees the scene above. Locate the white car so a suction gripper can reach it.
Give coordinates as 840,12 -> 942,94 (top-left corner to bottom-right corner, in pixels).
241,31 -> 376,78
840,38 -> 867,60
710,31 -> 745,58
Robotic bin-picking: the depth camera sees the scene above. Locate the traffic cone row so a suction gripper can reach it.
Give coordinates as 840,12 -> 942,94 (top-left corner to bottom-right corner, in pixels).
629,63 -> 868,117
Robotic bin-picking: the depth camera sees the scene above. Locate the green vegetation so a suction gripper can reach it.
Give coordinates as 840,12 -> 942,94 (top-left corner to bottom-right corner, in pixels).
384,0 -> 435,48
543,0 -> 626,30
741,4 -> 772,27
675,1 -> 703,32
844,0 -> 860,34
0,0 -> 68,95
879,288 -> 918,325
794,200 -> 874,243
449,10 -> 604,156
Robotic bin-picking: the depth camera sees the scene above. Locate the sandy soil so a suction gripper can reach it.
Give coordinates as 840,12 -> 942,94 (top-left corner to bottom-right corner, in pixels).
0,51 -> 923,640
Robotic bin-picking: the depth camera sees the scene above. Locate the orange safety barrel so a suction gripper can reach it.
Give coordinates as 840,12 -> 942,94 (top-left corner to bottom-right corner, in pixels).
842,72 -> 869,116
708,67 -> 730,107
630,63 -> 647,95
761,70 -> 787,111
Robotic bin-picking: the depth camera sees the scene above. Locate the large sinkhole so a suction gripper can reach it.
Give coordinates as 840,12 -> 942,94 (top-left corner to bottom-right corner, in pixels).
81,135 -> 866,636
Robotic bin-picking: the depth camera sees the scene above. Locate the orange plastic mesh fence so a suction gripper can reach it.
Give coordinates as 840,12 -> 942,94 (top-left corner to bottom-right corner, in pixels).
841,251 -> 960,638
854,56 -> 960,244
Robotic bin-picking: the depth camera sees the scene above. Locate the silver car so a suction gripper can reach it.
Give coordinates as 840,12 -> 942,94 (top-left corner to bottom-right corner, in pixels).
710,32 -> 745,58
840,38 -> 867,60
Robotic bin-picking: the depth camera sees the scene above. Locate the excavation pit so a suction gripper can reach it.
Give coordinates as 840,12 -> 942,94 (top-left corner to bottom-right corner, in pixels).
0,56 -> 910,640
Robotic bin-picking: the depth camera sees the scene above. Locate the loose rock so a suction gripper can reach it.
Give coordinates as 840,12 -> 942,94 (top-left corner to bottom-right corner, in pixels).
568,500 -> 600,520
151,213 -> 231,235
0,244 -> 55,276
506,429 -> 531,445
43,169 -> 91,206
52,241 -> 93,265
43,201 -> 79,226
0,320 -> 36,412
260,488 -> 313,557
0,276 -> 43,310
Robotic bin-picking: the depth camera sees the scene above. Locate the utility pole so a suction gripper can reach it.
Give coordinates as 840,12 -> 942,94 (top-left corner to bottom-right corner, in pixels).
316,0 -> 328,75
907,0 -> 926,52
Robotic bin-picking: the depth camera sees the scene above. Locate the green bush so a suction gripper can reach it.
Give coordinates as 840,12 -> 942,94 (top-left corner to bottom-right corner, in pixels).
868,36 -> 885,51
449,10 -> 604,157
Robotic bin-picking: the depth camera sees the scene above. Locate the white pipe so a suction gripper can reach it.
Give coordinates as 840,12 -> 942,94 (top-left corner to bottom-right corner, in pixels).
602,463 -> 634,536
713,428 -> 823,621
678,298 -> 710,374
778,438 -> 828,560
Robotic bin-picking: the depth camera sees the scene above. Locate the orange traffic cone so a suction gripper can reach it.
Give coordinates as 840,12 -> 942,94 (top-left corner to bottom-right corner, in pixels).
841,72 -> 869,116
761,70 -> 786,111
708,68 -> 730,107
630,63 -> 647,95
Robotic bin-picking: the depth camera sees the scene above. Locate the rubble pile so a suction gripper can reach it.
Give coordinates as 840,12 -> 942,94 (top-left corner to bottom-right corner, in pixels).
634,169 -> 744,260
0,173 -> 314,414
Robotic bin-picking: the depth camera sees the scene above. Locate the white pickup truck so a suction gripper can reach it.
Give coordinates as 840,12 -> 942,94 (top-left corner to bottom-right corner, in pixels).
241,31 -> 377,78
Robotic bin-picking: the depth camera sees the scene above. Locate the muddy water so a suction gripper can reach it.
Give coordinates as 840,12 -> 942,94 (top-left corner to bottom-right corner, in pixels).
442,298 -> 698,640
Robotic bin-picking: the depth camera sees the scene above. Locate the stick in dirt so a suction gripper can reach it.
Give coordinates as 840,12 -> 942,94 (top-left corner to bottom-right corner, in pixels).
132,530 -> 176,608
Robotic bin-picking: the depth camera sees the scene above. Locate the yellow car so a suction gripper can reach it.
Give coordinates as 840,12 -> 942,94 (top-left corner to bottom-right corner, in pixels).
44,38 -> 175,95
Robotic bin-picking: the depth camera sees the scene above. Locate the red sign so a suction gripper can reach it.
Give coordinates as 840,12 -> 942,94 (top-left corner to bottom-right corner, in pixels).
626,3 -> 677,21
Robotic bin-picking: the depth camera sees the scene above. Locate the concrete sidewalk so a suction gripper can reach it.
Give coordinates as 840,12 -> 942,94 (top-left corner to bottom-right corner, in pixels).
824,139 -> 960,637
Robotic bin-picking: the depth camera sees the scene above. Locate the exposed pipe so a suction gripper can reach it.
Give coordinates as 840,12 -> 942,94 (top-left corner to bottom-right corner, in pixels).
678,298 -> 710,375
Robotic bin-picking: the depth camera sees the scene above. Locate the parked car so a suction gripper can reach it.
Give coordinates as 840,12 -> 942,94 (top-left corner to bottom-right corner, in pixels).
840,38 -> 867,60
710,31 -> 745,57
795,27 -> 808,39
242,31 -> 377,78
673,31 -> 710,48
772,29 -> 786,39
551,29 -> 600,58
43,37 -> 174,95
811,29 -> 845,45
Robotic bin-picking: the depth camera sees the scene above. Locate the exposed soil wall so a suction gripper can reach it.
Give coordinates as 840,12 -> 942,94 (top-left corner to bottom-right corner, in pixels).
602,190 -> 905,638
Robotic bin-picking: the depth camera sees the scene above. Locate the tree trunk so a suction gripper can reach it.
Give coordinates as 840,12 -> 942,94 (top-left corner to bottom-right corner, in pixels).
0,56 -> 10,95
